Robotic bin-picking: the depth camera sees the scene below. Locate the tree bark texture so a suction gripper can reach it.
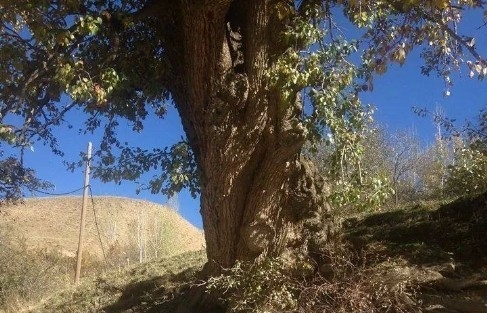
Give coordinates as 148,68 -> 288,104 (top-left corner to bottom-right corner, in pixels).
147,0 -> 333,272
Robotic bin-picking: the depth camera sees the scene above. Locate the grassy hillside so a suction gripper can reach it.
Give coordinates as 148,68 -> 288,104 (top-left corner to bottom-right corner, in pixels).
6,193 -> 487,313
0,196 -> 205,313
0,196 -> 205,261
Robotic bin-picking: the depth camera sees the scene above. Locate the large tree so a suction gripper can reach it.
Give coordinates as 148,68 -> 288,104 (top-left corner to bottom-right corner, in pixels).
1,0 -> 486,276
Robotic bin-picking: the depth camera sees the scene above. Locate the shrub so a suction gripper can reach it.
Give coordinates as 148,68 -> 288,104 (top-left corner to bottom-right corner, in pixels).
207,237 -> 418,313
207,258 -> 298,313
446,145 -> 487,196
329,176 -> 394,213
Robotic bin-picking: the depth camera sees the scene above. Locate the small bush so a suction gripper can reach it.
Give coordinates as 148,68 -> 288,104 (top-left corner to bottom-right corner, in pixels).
207,238 -> 418,313
207,258 -> 298,313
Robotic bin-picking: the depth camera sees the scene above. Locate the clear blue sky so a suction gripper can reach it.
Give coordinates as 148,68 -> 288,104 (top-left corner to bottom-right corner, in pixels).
6,9 -> 487,229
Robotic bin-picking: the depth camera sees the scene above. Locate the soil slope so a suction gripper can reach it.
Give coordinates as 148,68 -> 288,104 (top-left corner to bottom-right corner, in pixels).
346,193 -> 487,313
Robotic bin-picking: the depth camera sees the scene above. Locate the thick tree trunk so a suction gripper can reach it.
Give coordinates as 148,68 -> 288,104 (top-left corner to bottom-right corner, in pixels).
151,0 -> 333,273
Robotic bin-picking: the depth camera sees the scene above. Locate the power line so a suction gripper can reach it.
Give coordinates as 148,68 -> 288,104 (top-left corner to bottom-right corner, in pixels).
88,184 -> 107,265
29,186 -> 85,196
32,183 -> 108,264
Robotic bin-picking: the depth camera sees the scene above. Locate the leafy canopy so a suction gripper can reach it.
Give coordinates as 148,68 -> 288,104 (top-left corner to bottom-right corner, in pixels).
0,0 -> 486,200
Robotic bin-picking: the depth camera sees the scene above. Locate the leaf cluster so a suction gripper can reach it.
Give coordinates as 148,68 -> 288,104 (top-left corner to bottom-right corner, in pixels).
446,145 -> 487,195
1,1 -> 173,199
76,140 -> 200,198
0,155 -> 53,202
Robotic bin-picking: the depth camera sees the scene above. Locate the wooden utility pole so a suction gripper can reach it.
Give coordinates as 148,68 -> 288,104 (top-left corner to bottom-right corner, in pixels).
75,142 -> 92,285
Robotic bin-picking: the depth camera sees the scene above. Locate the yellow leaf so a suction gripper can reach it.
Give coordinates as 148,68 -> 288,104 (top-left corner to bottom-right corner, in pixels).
392,47 -> 406,66
376,63 -> 387,75
432,0 -> 449,9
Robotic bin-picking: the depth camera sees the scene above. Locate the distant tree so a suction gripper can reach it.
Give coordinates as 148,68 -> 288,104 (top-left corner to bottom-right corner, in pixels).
309,124 -> 394,211
418,136 -> 453,199
167,193 -> 180,212
2,3 -> 487,307
136,211 -> 148,263
388,130 -> 424,204
446,143 -> 487,196
361,126 -> 393,182
146,210 -> 166,260
414,107 -> 487,198
445,110 -> 487,196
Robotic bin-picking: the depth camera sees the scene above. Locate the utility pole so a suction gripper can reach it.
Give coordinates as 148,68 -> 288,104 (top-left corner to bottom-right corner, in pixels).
75,142 -> 92,285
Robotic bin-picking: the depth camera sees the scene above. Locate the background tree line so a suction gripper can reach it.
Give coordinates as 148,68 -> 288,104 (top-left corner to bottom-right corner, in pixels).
310,106 -> 487,211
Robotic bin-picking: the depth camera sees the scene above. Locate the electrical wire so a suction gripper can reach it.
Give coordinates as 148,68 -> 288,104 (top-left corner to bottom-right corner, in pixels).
29,186 -> 85,196
31,184 -> 108,266
88,185 -> 108,265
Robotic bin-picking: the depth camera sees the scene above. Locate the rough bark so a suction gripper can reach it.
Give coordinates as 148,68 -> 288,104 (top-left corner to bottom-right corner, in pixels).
147,0 -> 333,274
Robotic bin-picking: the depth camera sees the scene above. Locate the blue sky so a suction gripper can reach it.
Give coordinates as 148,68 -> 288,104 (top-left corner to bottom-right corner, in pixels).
6,8 -> 487,229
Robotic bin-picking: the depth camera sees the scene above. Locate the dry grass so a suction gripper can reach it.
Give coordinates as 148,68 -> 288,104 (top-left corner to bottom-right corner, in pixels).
0,227 -> 73,313
0,196 -> 205,313
23,250 -> 207,313
0,196 -> 205,260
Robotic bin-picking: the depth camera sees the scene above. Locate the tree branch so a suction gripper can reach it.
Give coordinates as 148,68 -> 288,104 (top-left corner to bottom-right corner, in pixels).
421,10 -> 485,64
